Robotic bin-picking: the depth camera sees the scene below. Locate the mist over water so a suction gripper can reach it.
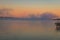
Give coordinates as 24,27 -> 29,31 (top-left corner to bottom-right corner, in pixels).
0,20 -> 60,40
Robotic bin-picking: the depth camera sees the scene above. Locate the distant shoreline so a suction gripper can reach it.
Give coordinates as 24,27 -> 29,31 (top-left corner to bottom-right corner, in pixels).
0,17 -> 52,21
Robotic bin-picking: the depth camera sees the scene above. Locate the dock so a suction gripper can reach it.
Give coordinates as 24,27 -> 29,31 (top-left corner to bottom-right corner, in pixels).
53,18 -> 60,31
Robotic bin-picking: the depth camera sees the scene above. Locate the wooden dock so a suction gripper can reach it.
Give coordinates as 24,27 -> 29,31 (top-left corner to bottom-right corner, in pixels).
53,18 -> 60,31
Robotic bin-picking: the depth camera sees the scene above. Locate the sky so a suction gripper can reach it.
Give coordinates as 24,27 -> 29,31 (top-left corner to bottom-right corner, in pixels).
0,0 -> 60,17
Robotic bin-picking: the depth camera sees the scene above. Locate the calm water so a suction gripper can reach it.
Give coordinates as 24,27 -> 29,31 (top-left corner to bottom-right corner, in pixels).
0,20 -> 60,40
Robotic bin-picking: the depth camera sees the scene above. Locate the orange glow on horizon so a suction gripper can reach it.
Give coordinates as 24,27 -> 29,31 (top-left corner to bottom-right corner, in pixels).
0,7 -> 60,17
11,8 -> 60,17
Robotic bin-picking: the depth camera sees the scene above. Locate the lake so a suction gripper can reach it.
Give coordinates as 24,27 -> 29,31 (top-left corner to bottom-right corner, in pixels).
0,20 -> 60,40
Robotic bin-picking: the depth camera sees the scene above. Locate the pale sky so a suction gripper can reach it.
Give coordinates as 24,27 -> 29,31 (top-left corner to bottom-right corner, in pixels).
0,0 -> 60,17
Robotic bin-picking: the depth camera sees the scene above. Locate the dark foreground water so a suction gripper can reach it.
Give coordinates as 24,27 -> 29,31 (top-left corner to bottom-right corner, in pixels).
0,20 -> 60,40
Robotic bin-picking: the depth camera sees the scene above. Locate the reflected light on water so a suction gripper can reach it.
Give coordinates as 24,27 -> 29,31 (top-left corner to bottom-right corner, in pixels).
0,20 -> 60,40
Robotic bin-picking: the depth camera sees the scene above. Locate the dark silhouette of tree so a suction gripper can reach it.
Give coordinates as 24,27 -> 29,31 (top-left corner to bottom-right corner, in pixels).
40,12 -> 58,20
0,8 -> 12,17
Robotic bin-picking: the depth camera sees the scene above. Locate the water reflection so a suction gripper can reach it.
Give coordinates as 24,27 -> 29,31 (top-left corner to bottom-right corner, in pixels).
0,20 -> 60,40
